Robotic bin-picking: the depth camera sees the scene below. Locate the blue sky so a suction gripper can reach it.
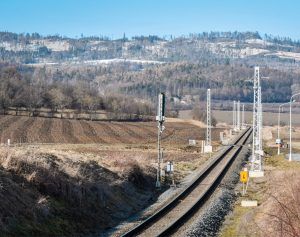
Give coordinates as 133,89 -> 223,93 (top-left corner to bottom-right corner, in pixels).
0,0 -> 299,39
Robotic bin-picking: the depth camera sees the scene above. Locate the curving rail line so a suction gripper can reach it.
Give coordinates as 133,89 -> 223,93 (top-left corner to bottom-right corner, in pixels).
122,127 -> 252,237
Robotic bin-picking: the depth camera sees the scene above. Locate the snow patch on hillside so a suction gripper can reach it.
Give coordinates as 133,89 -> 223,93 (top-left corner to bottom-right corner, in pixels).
0,39 -> 70,52
26,58 -> 165,67
32,40 -> 70,51
205,41 -> 269,58
246,39 -> 274,46
270,51 -> 300,61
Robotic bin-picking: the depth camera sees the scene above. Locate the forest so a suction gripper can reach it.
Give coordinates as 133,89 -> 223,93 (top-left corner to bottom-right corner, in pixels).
0,61 -> 299,116
0,63 -> 154,118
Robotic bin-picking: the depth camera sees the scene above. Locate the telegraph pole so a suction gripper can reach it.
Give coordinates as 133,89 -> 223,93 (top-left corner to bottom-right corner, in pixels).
155,93 -> 166,188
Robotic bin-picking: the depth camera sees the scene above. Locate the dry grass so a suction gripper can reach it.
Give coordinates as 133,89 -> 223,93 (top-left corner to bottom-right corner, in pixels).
257,170 -> 300,237
0,122 -> 211,236
0,145 -> 158,236
220,151 -> 300,237
0,115 -> 225,236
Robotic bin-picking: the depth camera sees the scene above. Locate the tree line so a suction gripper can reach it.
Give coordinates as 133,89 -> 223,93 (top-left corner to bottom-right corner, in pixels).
0,63 -> 154,119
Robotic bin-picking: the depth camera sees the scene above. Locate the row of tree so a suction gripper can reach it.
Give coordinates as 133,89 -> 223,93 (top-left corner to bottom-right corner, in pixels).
0,64 -> 154,118
1,60 -> 300,120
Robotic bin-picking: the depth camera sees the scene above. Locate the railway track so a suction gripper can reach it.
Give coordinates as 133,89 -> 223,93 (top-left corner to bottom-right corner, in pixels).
122,127 -> 252,237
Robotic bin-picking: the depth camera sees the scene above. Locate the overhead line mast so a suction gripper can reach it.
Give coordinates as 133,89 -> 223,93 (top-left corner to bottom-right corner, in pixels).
204,89 -> 212,153
250,66 -> 264,177
233,100 -> 236,130
206,89 -> 211,147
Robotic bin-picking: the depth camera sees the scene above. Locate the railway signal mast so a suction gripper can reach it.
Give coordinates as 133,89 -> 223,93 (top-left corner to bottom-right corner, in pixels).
205,89 -> 212,153
155,93 -> 166,188
250,67 -> 264,177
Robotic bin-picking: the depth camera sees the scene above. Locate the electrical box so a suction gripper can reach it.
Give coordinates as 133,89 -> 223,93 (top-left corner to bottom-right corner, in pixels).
189,139 -> 196,146
204,145 -> 212,153
166,161 -> 174,173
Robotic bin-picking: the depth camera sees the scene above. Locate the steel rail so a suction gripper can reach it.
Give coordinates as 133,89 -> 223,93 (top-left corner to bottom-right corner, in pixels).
122,127 -> 252,237
157,128 -> 252,236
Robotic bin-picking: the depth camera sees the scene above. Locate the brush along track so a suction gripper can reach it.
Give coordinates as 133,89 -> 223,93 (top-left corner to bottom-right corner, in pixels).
122,127 -> 252,237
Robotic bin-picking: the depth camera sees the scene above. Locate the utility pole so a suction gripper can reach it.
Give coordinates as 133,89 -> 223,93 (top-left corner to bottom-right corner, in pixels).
276,102 -> 289,155
155,93 -> 166,188
250,67 -> 264,177
205,89 -> 212,153
289,92 -> 300,161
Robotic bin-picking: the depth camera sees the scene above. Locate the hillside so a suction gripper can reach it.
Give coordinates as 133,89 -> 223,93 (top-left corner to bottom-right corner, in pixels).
1,31 -> 300,112
1,31 -> 300,68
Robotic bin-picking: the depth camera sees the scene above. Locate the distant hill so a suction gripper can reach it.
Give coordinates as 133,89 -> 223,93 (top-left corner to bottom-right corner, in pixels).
1,31 -> 300,68
1,31 -> 300,111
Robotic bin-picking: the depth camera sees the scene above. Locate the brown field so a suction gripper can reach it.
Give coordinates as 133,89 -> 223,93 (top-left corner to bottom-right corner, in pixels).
0,115 -> 223,145
0,114 -> 230,236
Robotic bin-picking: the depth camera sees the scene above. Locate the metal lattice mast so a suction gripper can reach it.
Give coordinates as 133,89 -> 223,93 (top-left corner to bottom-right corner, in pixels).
251,66 -> 262,172
242,104 -> 245,128
237,100 -> 240,130
206,89 -> 211,146
258,87 -> 263,152
233,100 -> 236,130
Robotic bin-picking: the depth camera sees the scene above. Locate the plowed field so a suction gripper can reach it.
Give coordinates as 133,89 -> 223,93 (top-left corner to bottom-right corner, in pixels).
0,115 -> 223,144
